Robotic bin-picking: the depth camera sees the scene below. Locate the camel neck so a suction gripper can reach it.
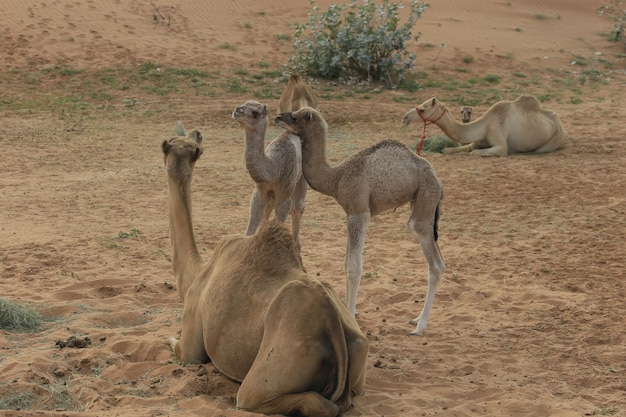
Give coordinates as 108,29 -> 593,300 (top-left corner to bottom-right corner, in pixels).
300,128 -> 338,198
167,176 -> 202,302
433,111 -> 478,144
243,120 -> 272,183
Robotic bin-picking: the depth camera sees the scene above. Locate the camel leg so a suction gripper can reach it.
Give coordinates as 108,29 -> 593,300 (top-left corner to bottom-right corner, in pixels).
535,132 -> 566,153
344,212 -> 369,316
238,391 -> 338,417
471,145 -> 507,156
274,198 -> 291,222
442,143 -> 474,154
237,281 -> 346,417
321,282 -> 368,397
470,133 -> 508,156
407,196 -> 445,336
169,299 -> 209,363
289,176 -> 308,250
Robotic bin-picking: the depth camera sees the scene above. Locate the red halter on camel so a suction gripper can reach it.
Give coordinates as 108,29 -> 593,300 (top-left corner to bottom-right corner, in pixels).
415,105 -> 447,155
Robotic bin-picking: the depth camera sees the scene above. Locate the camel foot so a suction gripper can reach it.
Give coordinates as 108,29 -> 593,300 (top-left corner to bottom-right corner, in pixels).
169,337 -> 179,351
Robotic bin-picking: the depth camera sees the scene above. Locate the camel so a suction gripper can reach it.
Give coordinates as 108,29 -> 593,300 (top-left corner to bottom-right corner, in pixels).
162,131 -> 368,416
403,95 -> 567,156
274,107 -> 445,336
232,76 -> 316,249
460,105 -> 473,123
279,73 -> 318,113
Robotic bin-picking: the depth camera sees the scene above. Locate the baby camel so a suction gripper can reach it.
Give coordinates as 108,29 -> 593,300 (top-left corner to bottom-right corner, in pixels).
233,76 -> 316,249
275,107 -> 445,336
162,132 -> 368,416
403,95 -> 567,156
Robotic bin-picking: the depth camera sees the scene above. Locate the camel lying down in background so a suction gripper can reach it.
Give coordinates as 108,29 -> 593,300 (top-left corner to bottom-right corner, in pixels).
162,131 -> 367,417
403,94 -> 567,156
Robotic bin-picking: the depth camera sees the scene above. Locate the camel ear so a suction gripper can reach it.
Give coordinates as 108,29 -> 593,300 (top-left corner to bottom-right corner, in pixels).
262,104 -> 267,116
192,147 -> 203,162
431,97 -> 437,106
189,130 -> 203,145
306,110 -> 314,121
161,140 -> 170,155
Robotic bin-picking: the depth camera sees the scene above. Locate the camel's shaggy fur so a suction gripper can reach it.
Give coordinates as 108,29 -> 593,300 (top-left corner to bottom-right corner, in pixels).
275,107 -> 445,336
162,132 -> 367,416
233,75 -> 316,250
403,95 -> 567,156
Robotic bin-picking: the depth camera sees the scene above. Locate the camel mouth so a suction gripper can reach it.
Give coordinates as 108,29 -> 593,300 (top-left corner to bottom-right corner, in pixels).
232,107 -> 244,118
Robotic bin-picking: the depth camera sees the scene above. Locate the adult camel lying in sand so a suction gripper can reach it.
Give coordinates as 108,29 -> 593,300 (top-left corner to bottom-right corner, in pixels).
232,75 -> 317,249
275,107 -> 445,336
403,95 -> 567,156
162,131 -> 367,416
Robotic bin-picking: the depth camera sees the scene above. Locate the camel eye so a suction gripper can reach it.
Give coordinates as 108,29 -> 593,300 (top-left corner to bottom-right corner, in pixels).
252,110 -> 259,118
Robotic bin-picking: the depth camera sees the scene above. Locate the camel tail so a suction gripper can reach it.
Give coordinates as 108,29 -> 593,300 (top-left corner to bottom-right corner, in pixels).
327,309 -> 350,404
434,203 -> 440,242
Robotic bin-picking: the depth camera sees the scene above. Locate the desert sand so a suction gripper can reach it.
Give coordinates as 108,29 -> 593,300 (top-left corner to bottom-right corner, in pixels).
1,0 -> 625,416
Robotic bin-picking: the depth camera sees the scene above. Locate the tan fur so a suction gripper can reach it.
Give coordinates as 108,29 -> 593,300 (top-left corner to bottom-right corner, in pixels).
403,95 -> 567,156
275,107 -> 446,336
233,76 -> 316,250
162,132 -> 367,416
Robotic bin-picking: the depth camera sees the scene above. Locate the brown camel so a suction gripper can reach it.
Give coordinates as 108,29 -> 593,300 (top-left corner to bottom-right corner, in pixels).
274,107 -> 445,336
162,131 -> 368,416
232,75 -> 316,249
403,95 -> 567,156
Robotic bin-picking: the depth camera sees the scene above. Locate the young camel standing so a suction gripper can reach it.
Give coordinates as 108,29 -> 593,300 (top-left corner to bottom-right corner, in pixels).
275,107 -> 445,336
232,75 -> 317,249
162,132 -> 368,416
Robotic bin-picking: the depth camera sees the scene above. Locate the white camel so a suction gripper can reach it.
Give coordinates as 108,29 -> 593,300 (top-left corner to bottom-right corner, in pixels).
275,107 -> 445,336
403,95 -> 567,156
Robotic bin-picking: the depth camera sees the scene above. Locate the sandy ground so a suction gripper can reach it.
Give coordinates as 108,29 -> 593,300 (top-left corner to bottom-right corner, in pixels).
1,0 -> 625,416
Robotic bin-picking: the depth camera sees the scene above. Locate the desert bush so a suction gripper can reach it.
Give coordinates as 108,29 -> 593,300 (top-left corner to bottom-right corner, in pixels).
0,297 -> 42,332
288,0 -> 427,86
607,9 -> 625,43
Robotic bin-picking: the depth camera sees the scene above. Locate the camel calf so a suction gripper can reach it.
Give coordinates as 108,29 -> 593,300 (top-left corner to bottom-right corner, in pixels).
233,75 -> 316,250
162,131 -> 367,416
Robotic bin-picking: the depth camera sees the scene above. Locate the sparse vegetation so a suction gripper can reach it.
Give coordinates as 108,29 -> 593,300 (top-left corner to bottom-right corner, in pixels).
288,0 -> 427,86
0,297 -> 42,332
422,135 -> 459,153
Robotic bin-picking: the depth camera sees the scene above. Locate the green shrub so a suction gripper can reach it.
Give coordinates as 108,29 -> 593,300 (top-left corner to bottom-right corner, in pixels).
288,0 -> 427,86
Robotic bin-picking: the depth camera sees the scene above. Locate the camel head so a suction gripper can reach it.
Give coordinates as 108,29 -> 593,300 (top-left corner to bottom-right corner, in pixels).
274,106 -> 327,136
232,100 -> 268,130
402,96 -> 447,127
162,130 -> 203,182
460,106 -> 474,123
